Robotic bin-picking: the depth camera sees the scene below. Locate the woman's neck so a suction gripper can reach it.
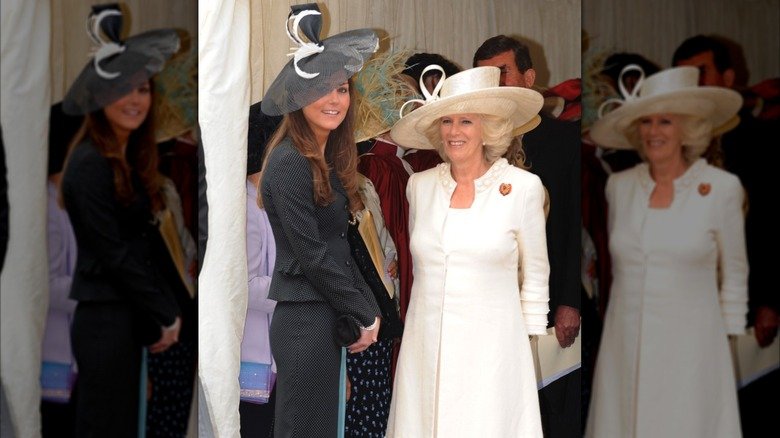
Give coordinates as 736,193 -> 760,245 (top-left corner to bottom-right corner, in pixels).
111,124 -> 131,153
450,158 -> 490,184
649,155 -> 689,185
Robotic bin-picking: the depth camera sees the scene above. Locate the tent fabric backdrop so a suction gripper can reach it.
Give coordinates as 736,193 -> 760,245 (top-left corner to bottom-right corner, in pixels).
250,0 -> 582,103
583,0 -> 780,83
0,0 -> 51,436
198,0 -> 251,437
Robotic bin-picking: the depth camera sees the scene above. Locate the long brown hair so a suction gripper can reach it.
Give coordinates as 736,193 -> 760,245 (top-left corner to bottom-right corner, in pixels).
259,82 -> 361,212
61,84 -> 164,212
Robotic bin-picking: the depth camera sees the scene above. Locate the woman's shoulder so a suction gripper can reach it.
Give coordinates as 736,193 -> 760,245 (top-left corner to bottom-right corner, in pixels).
607,162 -> 645,184
501,162 -> 545,196
693,162 -> 744,204
263,138 -> 308,176
504,162 -> 541,183
699,161 -> 741,188
265,137 -> 296,162
413,163 -> 441,179
67,140 -> 102,165
407,163 -> 441,187
63,140 -> 110,180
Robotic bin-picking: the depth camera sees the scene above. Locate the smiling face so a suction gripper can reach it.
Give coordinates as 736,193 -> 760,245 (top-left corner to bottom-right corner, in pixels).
302,82 -> 350,147
439,113 -> 485,166
103,81 -> 152,142
638,113 -> 686,165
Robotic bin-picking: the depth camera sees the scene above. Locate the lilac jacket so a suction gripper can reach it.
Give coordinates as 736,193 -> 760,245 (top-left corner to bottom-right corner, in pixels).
43,180 -> 77,364
241,181 -> 276,366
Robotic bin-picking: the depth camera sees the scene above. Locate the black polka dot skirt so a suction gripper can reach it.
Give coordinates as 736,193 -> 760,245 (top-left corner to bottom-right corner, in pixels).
146,340 -> 196,437
270,301 -> 341,438
345,338 -> 394,437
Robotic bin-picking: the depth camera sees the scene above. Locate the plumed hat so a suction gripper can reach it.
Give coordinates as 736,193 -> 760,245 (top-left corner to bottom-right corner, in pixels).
353,50 -> 420,143
63,3 -> 180,115
153,33 -> 197,143
260,3 -> 379,116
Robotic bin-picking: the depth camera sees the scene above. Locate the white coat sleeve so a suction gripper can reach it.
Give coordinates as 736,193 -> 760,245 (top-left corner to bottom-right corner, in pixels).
716,176 -> 748,335
517,175 -> 550,335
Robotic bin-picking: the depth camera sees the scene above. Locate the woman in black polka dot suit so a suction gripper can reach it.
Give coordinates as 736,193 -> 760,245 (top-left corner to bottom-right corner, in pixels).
256,5 -> 382,437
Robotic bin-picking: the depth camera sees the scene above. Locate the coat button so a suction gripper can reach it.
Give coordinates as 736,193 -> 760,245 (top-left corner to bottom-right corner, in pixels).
340,232 -> 346,238
344,204 -> 349,211
345,260 -> 351,267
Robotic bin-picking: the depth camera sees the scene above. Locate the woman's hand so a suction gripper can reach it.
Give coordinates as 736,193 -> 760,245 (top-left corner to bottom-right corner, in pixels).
387,259 -> 399,279
150,316 -> 181,354
348,317 -> 381,354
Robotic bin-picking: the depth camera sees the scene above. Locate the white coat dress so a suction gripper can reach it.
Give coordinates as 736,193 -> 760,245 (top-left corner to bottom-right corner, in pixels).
585,158 -> 748,438
386,158 -> 550,437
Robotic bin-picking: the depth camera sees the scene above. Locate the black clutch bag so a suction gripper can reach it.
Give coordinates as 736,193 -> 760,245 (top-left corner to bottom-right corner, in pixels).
346,220 -> 404,341
333,314 -> 361,347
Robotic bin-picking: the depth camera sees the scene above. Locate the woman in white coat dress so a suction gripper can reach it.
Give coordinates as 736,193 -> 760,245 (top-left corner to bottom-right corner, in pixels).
585,65 -> 748,438
386,65 -> 550,437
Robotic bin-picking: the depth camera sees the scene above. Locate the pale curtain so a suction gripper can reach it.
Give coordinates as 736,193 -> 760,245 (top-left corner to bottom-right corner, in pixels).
250,0 -> 582,103
198,0 -> 251,437
1,0 -> 51,436
583,0 -> 780,83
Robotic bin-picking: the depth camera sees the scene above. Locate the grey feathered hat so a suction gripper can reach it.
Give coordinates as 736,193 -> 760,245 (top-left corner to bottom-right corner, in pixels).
62,3 -> 180,115
260,3 -> 379,116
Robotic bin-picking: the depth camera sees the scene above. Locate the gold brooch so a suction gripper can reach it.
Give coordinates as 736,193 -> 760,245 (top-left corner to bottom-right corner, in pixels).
698,183 -> 711,196
499,183 -> 512,196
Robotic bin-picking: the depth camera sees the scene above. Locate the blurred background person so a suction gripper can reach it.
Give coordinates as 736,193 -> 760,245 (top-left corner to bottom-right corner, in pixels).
673,34 -> 776,349
146,30 -> 199,438
585,65 -> 747,438
673,34 -> 779,438
59,5 -> 182,435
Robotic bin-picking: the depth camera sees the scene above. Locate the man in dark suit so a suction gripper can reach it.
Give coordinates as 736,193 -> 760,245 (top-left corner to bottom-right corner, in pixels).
474,35 -> 581,438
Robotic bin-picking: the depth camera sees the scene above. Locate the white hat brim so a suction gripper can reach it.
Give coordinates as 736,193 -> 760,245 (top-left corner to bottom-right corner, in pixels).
590,87 -> 742,150
390,87 -> 544,150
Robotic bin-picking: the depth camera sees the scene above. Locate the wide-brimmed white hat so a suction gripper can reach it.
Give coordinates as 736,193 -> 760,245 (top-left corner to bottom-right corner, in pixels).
390,65 -> 543,150
589,65 -> 742,149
